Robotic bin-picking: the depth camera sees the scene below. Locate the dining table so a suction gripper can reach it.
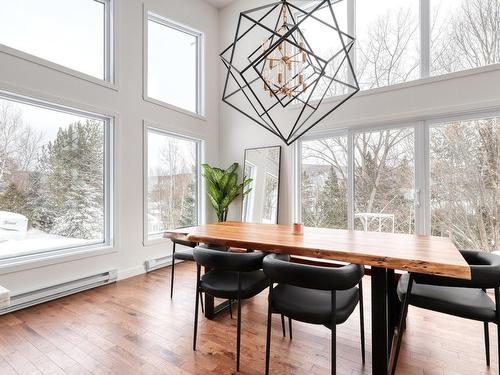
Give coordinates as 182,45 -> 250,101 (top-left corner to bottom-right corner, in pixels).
164,221 -> 471,375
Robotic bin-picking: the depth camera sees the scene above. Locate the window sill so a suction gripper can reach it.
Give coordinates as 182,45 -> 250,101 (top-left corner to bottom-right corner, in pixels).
0,44 -> 118,91
0,244 -> 117,276
290,63 -> 500,110
143,235 -> 172,247
143,95 -> 207,121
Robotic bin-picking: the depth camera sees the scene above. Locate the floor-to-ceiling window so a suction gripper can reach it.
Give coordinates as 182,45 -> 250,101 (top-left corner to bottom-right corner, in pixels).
429,115 -> 499,251
353,127 -> 415,233
300,134 -> 349,229
296,113 -> 499,251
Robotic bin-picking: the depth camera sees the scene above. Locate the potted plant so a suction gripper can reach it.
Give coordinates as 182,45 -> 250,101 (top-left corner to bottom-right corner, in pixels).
202,162 -> 252,222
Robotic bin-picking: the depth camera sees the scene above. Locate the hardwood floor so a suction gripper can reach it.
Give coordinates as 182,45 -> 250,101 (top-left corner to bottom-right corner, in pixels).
0,262 -> 497,375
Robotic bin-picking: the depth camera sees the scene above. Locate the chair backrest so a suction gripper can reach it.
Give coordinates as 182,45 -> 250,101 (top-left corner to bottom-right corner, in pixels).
193,246 -> 266,272
414,250 -> 500,289
262,253 -> 364,291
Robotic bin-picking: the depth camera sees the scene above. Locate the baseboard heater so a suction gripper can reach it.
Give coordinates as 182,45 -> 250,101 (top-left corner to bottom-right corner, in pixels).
145,255 -> 178,273
0,269 -> 117,315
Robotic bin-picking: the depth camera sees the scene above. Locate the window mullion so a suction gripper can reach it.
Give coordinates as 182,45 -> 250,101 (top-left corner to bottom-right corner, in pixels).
347,130 -> 355,231
420,0 -> 430,78
348,0 -> 356,86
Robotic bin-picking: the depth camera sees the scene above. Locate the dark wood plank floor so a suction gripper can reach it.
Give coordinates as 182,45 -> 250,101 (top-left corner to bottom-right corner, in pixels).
0,262 -> 497,375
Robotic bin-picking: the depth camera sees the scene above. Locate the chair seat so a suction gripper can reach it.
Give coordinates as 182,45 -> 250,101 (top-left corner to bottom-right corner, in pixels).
271,284 -> 359,325
398,273 -> 496,322
201,270 -> 269,300
174,247 -> 195,261
172,239 -> 197,248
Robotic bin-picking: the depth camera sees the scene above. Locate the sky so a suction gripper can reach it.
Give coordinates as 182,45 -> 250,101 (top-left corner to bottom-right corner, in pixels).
147,19 -> 198,113
0,98 -> 102,150
0,0 -> 105,79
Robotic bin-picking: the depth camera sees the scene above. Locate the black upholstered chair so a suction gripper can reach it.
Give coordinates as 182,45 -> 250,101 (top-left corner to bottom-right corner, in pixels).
192,246 -> 270,371
262,253 -> 365,375
392,250 -> 500,375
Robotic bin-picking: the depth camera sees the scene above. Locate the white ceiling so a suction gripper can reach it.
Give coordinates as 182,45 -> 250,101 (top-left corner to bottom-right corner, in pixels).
204,0 -> 237,9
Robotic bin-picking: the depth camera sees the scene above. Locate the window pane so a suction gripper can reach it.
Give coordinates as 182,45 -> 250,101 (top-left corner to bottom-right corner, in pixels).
147,131 -> 198,238
354,128 -> 415,233
300,1 -> 350,98
356,0 -> 420,90
148,18 -> 199,113
430,117 -> 499,251
431,0 -> 500,76
0,97 -> 106,259
0,0 -> 106,79
301,136 -> 348,229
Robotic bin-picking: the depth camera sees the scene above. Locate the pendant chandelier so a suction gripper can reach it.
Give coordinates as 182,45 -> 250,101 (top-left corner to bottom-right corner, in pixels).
221,0 -> 359,146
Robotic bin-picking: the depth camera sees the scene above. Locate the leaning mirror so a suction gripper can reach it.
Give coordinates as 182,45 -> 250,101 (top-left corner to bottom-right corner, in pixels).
241,146 -> 281,224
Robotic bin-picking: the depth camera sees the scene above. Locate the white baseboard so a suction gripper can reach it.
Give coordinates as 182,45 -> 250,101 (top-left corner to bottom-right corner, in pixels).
117,265 -> 146,281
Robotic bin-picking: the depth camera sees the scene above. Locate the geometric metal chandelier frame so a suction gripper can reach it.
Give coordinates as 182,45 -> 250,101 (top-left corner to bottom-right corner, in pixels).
220,0 -> 359,145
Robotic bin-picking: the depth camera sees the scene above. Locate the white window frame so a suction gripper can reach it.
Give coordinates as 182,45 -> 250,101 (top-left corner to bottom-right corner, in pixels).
143,10 -> 205,120
142,123 -> 203,246
0,89 -> 114,269
0,0 -> 116,89
295,109 -> 500,239
293,0 -> 500,102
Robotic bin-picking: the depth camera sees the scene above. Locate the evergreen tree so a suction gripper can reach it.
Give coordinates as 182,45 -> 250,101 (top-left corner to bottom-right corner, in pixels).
179,179 -> 196,227
30,120 -> 104,239
318,167 -> 347,228
0,182 -> 27,215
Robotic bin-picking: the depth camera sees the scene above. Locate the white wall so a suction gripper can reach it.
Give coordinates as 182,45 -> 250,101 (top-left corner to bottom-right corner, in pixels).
218,0 -> 500,224
0,0 -> 220,294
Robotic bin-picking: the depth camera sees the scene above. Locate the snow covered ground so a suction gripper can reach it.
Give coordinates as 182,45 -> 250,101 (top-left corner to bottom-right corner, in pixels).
0,228 -> 96,259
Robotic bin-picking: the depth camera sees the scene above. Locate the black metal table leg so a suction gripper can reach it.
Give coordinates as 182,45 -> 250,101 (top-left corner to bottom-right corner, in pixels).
387,269 -> 400,347
372,266 -> 388,375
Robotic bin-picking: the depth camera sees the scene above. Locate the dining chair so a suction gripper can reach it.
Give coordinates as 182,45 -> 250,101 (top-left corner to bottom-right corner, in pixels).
262,253 -> 365,375
169,238 -> 205,313
192,246 -> 270,371
391,250 -> 500,375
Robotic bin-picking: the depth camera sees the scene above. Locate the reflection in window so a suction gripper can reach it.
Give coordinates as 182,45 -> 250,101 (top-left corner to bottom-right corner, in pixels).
430,117 -> 499,251
0,95 -> 109,259
354,128 -> 415,234
262,173 -> 278,223
300,136 -> 348,229
146,129 -> 199,239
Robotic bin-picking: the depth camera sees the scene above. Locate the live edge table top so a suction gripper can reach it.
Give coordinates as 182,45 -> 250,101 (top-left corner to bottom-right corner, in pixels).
164,221 -> 471,280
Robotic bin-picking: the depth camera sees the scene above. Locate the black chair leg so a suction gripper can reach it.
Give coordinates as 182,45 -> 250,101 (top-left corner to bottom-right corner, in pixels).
359,279 -> 365,364
288,317 -> 293,340
391,274 -> 414,375
193,265 -> 201,351
484,322 -> 490,366
229,299 -> 233,319
236,297 -> 242,371
281,314 -> 286,337
170,243 -> 176,299
331,290 -> 336,375
199,291 -> 204,314
265,286 -> 273,375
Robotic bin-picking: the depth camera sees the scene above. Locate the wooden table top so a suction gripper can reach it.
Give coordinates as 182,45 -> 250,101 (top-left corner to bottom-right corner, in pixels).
165,221 -> 471,279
